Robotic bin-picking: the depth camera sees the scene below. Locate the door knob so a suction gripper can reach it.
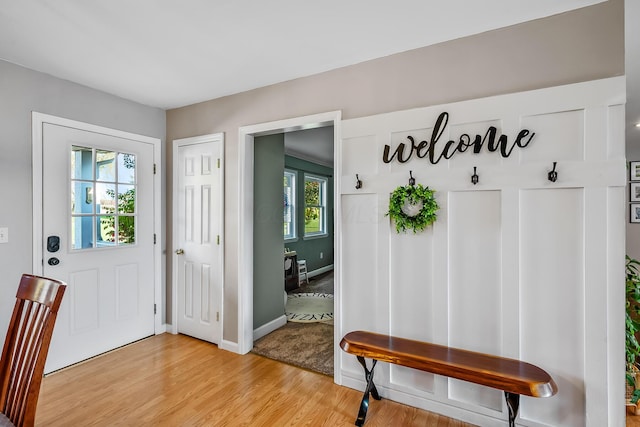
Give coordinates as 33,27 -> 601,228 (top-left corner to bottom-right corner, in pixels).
175,249 -> 184,255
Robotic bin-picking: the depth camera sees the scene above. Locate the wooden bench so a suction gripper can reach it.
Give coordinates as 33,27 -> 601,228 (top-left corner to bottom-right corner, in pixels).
340,331 -> 557,426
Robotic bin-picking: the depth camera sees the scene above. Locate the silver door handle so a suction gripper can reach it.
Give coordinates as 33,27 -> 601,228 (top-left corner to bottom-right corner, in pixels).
175,249 -> 184,255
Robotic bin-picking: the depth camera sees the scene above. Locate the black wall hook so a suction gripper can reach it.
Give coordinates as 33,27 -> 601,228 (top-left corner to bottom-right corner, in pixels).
355,174 -> 362,189
409,170 -> 416,186
548,162 -> 558,182
471,166 -> 479,185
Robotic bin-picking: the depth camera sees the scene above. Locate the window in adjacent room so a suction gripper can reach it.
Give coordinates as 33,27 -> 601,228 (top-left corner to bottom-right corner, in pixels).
304,174 -> 327,237
284,169 -> 296,240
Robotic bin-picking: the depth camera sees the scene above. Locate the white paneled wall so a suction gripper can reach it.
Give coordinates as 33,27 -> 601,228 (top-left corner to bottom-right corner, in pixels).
520,189 -> 585,425
337,77 -> 625,427
448,190 -> 503,412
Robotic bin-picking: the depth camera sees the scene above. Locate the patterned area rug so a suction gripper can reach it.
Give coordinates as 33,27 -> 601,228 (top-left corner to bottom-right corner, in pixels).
285,292 -> 333,323
251,321 -> 333,376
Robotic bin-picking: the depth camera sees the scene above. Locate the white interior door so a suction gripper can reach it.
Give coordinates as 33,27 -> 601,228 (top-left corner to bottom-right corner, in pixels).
41,122 -> 156,372
174,134 -> 223,344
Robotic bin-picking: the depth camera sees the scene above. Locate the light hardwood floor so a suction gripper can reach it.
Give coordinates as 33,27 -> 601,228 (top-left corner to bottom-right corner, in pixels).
36,333 -> 476,426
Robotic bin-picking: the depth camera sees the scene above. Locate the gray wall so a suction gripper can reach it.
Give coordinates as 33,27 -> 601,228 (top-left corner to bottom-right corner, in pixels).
0,60 -> 165,344
284,155 -> 334,273
253,134 -> 286,328
166,0 -> 624,343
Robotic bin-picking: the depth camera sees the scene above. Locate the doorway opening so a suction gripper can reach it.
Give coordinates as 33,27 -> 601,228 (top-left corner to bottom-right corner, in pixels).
252,127 -> 335,376
238,111 -> 341,380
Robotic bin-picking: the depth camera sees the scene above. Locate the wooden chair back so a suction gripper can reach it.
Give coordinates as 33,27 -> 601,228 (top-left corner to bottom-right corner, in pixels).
0,274 -> 66,427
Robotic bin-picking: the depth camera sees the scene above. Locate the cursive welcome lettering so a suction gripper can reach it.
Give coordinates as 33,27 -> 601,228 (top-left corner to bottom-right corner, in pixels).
382,112 -> 535,164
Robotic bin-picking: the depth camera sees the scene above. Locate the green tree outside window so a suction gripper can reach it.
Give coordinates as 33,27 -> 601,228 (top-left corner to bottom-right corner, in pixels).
304,175 -> 326,235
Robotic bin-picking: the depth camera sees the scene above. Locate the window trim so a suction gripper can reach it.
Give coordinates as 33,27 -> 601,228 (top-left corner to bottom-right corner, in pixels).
284,169 -> 297,241
303,173 -> 328,238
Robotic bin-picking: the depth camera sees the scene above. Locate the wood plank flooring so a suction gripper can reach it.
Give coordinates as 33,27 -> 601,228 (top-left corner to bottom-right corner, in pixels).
36,333 -> 476,426
629,409 -> 640,427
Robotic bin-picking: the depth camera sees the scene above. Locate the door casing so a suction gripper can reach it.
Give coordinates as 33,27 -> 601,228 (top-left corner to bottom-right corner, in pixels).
237,111 -> 342,383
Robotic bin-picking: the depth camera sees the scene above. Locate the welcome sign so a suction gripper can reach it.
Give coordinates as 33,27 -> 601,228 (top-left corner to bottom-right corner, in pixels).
382,112 -> 535,164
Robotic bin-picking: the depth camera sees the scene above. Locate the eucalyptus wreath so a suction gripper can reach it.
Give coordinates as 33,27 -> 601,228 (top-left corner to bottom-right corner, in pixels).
386,183 -> 439,233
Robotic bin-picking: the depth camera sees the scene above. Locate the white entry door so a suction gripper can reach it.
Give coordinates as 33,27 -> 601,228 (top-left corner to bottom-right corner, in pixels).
41,122 -> 156,372
173,134 -> 223,344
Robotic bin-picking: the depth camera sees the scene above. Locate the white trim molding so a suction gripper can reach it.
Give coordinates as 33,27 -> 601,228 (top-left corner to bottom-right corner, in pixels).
253,315 -> 287,341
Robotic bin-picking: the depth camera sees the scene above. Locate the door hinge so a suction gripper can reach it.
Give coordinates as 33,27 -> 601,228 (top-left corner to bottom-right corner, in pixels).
154,233 -> 156,244
216,312 -> 219,322
154,304 -> 157,315
153,163 -> 157,174
217,158 -> 220,169
217,235 -> 220,245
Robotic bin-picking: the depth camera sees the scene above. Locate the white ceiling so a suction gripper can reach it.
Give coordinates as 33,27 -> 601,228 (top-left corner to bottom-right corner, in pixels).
0,0 -> 606,110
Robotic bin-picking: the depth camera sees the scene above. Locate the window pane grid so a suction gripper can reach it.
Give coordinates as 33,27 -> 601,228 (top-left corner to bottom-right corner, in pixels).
304,174 -> 327,237
70,146 -> 137,250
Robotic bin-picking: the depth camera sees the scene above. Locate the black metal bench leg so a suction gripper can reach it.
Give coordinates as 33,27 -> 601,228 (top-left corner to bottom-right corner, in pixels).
505,392 -> 520,427
356,356 -> 380,400
355,356 -> 380,426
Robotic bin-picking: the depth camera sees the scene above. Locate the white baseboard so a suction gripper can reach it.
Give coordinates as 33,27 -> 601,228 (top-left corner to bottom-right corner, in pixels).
219,339 -> 241,354
308,264 -> 334,279
253,315 -> 287,341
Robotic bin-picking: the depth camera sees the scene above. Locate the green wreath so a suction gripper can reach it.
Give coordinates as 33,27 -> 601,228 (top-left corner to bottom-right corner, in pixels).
386,184 -> 439,233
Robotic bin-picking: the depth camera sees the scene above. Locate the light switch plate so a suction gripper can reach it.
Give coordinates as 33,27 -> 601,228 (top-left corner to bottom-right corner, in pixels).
0,227 -> 8,243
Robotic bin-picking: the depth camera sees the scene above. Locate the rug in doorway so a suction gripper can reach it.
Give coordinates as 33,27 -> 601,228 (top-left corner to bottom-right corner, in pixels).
285,292 -> 333,323
252,321 -> 333,376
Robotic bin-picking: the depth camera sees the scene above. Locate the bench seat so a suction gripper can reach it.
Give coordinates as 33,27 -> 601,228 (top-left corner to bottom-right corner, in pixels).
340,330 -> 557,426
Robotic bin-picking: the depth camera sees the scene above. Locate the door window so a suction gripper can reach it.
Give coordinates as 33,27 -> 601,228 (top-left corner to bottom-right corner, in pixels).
70,146 -> 137,249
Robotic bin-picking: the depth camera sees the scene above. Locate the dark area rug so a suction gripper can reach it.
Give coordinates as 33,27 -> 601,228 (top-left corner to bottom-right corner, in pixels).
290,270 -> 334,295
251,321 -> 333,376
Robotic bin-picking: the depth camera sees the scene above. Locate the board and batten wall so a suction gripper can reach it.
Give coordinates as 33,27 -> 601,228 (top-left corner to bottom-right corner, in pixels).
338,77 -> 625,426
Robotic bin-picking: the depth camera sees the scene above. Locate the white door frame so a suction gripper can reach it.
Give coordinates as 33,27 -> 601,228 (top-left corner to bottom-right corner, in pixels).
237,111 -> 342,380
171,133 -> 225,340
31,112 -> 164,334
